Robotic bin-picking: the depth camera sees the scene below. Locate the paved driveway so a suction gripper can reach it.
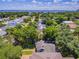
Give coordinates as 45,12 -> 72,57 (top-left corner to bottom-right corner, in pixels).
21,55 -> 31,59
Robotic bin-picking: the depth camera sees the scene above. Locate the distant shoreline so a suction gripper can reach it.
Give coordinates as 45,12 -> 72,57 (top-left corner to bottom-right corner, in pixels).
0,10 -> 78,12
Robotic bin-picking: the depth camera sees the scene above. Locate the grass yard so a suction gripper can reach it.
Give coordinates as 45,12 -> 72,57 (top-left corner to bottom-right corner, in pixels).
22,49 -> 35,55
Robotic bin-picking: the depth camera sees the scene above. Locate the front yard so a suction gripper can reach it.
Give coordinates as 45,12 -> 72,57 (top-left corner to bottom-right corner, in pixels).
22,49 -> 35,55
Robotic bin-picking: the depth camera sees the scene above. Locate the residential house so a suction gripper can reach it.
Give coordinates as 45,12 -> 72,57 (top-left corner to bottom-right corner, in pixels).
0,29 -> 7,36
22,16 -> 30,19
0,19 -> 3,21
3,17 -> 10,21
63,21 -> 77,32
21,40 -> 74,59
35,40 -> 56,52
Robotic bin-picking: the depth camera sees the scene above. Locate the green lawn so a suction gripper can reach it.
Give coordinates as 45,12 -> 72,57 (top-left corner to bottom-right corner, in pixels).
22,49 -> 35,55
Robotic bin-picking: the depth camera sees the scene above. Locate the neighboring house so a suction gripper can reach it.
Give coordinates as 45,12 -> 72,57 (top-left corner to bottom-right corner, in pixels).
22,16 -> 30,19
0,17 -> 24,36
0,17 -> 10,22
35,40 -> 56,52
0,29 -> 7,36
63,21 -> 77,32
7,21 -> 17,28
0,26 -> 7,31
6,18 -> 24,28
14,18 -> 24,24
3,17 -> 10,21
38,20 -> 46,31
0,19 -> 3,21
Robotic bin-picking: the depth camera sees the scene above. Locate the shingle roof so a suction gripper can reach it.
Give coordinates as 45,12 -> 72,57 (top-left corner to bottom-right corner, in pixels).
68,23 -> 77,29
30,52 -> 63,59
35,40 -> 56,52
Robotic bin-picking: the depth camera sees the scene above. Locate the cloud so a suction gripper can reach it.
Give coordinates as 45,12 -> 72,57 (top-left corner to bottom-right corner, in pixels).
32,0 -> 37,3
7,0 -> 12,2
2,0 -> 6,2
0,0 -> 79,10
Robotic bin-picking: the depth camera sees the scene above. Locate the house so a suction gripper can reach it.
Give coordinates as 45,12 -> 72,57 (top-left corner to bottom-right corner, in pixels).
0,29 -> 7,36
21,53 -> 74,59
7,20 -> 17,28
22,16 -> 30,19
0,19 -> 3,21
0,26 -> 7,31
14,18 -> 24,24
6,18 -> 24,28
29,53 -> 74,59
3,17 -> 10,21
21,40 -> 74,59
63,21 -> 77,31
35,40 -> 56,52
38,20 -> 46,31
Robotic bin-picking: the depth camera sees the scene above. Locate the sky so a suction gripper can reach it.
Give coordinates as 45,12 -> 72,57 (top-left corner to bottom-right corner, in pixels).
0,0 -> 79,10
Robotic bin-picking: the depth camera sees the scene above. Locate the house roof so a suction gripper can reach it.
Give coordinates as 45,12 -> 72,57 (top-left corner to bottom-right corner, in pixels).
0,19 -> 3,21
0,30 -> 7,36
30,52 -> 63,59
63,21 -> 74,24
35,40 -> 56,52
0,26 -> 7,31
68,23 -> 77,29
63,21 -> 77,29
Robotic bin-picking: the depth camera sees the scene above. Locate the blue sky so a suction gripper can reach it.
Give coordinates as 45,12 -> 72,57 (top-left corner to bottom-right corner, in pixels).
0,0 -> 79,10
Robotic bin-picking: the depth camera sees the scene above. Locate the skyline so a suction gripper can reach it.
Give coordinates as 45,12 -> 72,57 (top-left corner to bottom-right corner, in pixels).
0,0 -> 79,2
0,0 -> 79,11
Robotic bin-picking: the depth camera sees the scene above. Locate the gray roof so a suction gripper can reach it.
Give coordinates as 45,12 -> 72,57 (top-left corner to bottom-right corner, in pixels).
63,21 -> 74,24
6,18 -> 23,28
44,43 -> 56,52
0,19 -> 3,21
0,26 -> 7,31
35,40 -> 56,52
0,30 -> 7,36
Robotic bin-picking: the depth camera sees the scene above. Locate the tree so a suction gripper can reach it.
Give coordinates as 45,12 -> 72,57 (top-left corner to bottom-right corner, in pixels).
29,21 -> 37,28
23,17 -> 31,23
74,27 -> 79,39
7,25 -> 38,48
43,25 -> 59,43
0,44 -> 22,59
67,37 -> 79,58
45,20 -> 57,26
55,24 -> 74,57
9,15 -> 16,20
0,37 -> 22,59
